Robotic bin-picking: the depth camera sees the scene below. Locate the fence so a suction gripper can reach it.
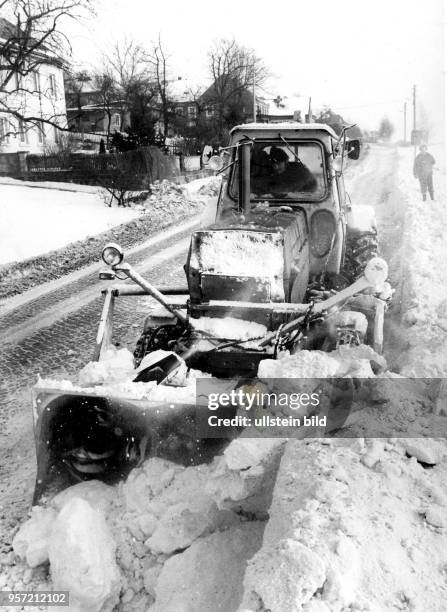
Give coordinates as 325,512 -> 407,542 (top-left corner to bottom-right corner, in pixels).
25,146 -> 179,188
0,151 -> 28,176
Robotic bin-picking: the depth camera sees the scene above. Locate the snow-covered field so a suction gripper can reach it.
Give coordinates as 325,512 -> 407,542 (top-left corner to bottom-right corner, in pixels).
0,176 -> 219,266
3,149 -> 447,611
0,183 -> 139,265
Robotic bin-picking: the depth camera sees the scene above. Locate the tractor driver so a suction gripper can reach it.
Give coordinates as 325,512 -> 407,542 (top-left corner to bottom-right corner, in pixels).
251,146 -> 317,197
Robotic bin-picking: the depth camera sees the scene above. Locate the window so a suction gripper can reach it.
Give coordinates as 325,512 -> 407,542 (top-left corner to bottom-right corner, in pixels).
175,106 -> 184,116
112,113 -> 121,130
33,71 -> 41,93
205,107 -> 214,118
18,119 -> 28,144
230,140 -> 327,203
37,121 -> 44,143
187,105 -> 197,118
49,74 -> 57,96
0,118 -> 9,143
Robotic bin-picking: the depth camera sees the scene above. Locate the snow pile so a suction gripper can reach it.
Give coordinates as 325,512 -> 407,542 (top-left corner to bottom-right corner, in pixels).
79,347 -> 136,385
196,230 -> 284,278
191,229 -> 285,300
148,179 -> 185,200
397,146 -> 447,376
183,175 -> 221,197
48,498 -> 121,612
258,345 -> 385,379
12,506 -> 57,568
196,176 -> 222,197
239,437 -> 447,612
192,316 -> 267,340
11,438 -> 284,611
143,179 -> 212,212
346,203 -> 376,233
36,347 -> 208,404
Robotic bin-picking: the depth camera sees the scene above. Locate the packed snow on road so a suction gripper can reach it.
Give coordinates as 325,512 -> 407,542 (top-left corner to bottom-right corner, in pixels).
2,146 -> 447,612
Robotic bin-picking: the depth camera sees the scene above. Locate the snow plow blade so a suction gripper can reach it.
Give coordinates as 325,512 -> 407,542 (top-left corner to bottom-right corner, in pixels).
32,387 -> 229,504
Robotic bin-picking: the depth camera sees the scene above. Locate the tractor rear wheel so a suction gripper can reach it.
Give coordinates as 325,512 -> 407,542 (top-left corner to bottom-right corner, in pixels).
343,230 -> 379,281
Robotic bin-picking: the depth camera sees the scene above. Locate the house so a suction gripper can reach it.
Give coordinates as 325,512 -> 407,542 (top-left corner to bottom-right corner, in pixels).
64,75 -> 127,137
0,17 -> 67,153
171,77 -> 270,139
196,78 -> 269,124
257,95 -> 307,124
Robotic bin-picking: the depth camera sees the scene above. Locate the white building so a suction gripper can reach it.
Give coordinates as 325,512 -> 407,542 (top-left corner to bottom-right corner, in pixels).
0,17 -> 67,154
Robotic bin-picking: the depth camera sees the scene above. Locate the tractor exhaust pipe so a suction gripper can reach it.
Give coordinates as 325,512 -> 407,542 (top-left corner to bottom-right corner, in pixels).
238,141 -> 251,215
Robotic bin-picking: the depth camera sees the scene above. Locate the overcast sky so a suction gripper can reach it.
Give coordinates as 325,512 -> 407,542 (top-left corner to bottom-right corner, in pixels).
69,0 -> 445,140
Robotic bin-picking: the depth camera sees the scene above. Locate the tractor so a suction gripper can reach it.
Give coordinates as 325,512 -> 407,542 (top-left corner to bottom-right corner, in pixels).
32,122 -> 391,502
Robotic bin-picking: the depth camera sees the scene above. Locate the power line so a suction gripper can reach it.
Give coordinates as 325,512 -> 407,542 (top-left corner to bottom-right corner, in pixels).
333,98 -> 405,111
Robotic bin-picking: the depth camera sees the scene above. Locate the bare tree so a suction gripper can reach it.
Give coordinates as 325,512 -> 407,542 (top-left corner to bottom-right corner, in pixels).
147,35 -> 174,140
64,68 -> 91,130
173,85 -> 218,152
102,39 -> 149,129
378,116 -> 394,141
0,0 -> 94,139
92,71 -> 116,144
207,38 -> 269,140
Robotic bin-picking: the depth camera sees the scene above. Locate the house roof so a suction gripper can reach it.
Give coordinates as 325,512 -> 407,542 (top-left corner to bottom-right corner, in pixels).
0,16 -> 63,63
0,17 -> 17,40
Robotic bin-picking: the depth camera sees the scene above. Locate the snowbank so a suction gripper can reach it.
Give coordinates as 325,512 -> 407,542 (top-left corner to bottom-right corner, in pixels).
182,175 -> 221,197
11,438 -> 283,611
239,437 -> 447,612
397,146 -> 447,376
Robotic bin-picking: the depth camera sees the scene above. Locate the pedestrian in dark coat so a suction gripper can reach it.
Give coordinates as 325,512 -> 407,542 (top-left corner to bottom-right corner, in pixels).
413,145 -> 435,201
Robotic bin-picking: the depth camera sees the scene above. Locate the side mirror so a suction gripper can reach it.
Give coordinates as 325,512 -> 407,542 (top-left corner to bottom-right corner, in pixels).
208,155 -> 224,171
346,139 -> 360,160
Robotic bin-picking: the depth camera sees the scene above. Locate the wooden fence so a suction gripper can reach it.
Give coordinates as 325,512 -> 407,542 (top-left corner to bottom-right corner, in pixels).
25,146 -> 178,187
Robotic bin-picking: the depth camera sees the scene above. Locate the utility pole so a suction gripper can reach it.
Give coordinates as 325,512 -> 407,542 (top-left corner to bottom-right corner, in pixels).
403,101 -> 407,143
412,84 -> 417,156
412,84 -> 417,131
252,74 -> 256,123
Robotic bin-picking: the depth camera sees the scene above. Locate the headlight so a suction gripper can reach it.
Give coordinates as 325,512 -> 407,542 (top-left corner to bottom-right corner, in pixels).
208,155 -> 224,171
102,242 -> 124,266
310,211 -> 336,257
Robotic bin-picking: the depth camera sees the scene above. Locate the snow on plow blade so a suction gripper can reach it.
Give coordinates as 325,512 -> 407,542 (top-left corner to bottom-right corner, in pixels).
31,387 -> 227,504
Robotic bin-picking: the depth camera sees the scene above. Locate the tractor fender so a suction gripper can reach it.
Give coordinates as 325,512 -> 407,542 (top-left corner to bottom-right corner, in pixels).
346,205 -> 377,235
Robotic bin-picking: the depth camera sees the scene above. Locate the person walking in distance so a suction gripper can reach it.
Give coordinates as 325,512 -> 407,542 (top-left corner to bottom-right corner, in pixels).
413,144 -> 435,201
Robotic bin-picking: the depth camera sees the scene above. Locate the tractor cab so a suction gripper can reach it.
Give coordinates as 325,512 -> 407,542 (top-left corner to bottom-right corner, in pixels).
214,122 -> 359,280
